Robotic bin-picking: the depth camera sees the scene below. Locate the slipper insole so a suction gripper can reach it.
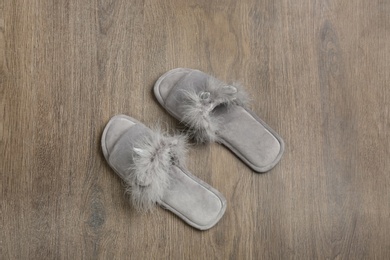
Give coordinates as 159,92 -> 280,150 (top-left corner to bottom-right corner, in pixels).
213,105 -> 282,170
162,166 -> 225,228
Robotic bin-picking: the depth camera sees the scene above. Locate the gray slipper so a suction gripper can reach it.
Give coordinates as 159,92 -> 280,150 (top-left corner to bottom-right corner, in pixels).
154,68 -> 284,173
101,115 -> 226,230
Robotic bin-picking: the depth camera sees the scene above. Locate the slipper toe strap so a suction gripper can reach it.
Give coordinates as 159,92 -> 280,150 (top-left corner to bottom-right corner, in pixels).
127,131 -> 187,212
178,75 -> 249,143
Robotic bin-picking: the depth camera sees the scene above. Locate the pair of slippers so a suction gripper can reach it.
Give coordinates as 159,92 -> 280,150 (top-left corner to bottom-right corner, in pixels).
101,68 -> 284,230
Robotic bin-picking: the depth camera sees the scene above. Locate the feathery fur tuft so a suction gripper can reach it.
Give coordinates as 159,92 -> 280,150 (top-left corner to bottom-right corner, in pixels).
180,90 -> 221,143
125,129 -> 187,212
179,77 -> 249,143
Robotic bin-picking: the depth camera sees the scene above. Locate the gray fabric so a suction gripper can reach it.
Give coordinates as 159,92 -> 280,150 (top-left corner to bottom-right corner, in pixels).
164,71 -> 209,119
214,106 -> 281,168
162,166 -> 224,227
109,124 -> 152,180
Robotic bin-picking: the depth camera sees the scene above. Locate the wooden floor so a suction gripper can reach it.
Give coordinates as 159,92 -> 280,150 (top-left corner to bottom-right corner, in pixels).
1,0 -> 389,259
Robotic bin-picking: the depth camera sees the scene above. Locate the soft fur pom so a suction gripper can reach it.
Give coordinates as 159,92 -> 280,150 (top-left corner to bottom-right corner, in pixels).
125,129 -> 187,212
181,90 -> 221,143
180,77 -> 249,143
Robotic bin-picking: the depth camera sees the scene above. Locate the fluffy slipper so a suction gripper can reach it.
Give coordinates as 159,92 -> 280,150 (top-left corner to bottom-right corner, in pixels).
101,115 -> 226,230
154,68 -> 284,173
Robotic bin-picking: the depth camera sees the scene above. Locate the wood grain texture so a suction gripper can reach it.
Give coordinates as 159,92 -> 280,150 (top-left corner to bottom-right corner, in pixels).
1,0 -> 389,259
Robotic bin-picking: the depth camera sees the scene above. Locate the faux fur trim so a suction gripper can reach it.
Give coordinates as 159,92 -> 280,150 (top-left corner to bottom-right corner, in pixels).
125,129 -> 187,212
180,77 -> 249,143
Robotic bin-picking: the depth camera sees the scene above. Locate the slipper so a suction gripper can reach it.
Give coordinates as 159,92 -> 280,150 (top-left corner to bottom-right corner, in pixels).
154,68 -> 284,173
101,115 -> 226,230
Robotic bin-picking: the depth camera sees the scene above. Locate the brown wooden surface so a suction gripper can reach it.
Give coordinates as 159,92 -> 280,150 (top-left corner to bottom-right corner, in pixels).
1,0 -> 389,259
